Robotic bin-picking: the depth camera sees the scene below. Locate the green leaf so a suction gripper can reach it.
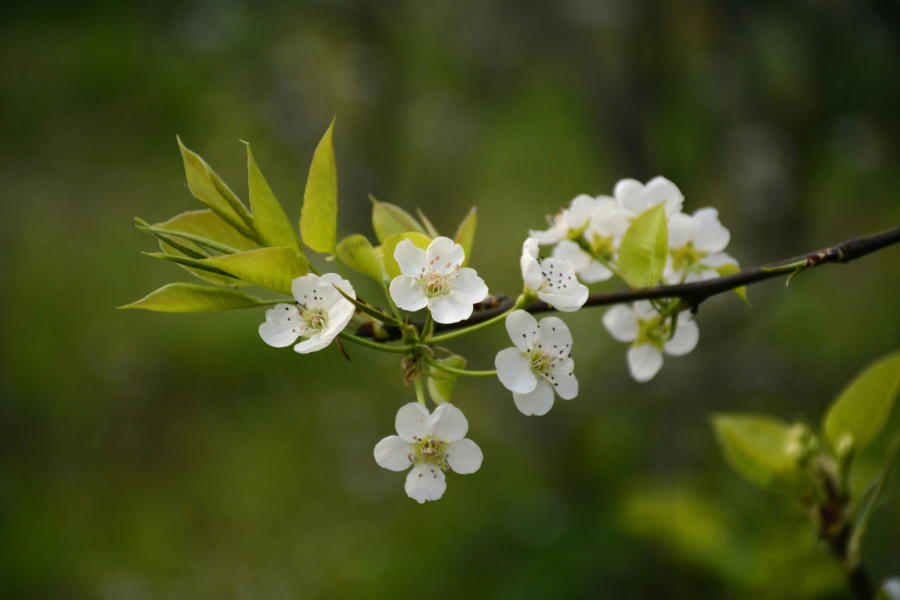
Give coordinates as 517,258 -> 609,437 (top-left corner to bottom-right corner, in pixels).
454,207 -> 477,268
118,283 -> 264,312
300,118 -> 338,254
331,283 -> 403,327
716,263 -> 750,305
426,356 -> 468,404
416,209 -> 441,238
136,219 -> 242,256
336,234 -> 383,282
382,232 -> 432,280
203,247 -> 309,295
143,252 -> 235,277
177,137 -> 256,241
245,143 -> 304,255
618,203 -> 668,288
824,351 -> 900,455
712,414 -> 804,492
370,195 -> 426,243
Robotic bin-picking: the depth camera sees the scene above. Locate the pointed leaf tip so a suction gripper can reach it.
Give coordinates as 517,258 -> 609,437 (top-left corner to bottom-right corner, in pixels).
300,119 -> 338,254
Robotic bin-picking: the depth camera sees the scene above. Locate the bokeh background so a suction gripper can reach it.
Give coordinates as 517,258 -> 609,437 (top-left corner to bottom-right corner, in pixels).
2,1 -> 900,598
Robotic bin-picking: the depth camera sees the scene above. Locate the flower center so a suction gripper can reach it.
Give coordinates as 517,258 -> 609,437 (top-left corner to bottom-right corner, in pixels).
670,242 -> 708,275
538,263 -> 574,294
589,232 -> 616,258
300,308 -> 328,333
636,315 -> 671,350
408,436 -> 450,470
418,256 -> 460,297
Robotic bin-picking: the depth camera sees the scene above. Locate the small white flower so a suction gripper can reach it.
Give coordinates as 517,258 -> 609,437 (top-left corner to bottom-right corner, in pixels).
883,578 -> 900,600
495,310 -> 578,416
528,194 -> 595,244
389,236 -> 488,324
374,403 -> 483,504
521,238 -> 589,311
552,240 -> 613,283
665,208 -> 738,283
258,273 -> 356,354
613,176 -> 684,219
602,301 -> 699,383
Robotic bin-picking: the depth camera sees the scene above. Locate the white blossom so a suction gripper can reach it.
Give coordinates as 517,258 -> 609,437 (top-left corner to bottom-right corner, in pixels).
521,238 -> 589,311
528,194 -> 595,245
495,310 -> 578,416
374,403 -> 483,503
602,301 -> 699,382
614,176 -> 684,219
665,208 -> 738,284
389,236 -> 488,324
883,578 -> 900,600
258,273 -> 356,354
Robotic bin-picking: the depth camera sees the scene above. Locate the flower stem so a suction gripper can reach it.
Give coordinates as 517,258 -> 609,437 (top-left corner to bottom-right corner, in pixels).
427,295 -> 527,345
413,377 -> 426,405
334,255 -> 350,280
422,353 -> 496,378
258,298 -> 294,306
421,312 -> 434,341
338,331 -> 410,354
577,237 -> 620,278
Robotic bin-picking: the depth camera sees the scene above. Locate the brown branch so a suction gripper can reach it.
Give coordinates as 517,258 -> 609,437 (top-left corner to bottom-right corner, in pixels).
422,224 -> 900,335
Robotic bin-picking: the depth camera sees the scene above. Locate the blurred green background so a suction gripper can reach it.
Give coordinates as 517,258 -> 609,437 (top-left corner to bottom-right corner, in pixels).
2,1 -> 900,598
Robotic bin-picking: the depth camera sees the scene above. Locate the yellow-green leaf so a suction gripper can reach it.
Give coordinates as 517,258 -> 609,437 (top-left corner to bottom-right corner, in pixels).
245,143 -> 303,255
336,234 -> 383,282
716,263 -> 750,305
177,137 -> 256,240
712,414 -> 805,493
426,356 -> 467,404
454,207 -> 477,267
300,119 -> 338,254
382,232 -> 432,280
118,283 -> 263,312
618,204 -> 668,289
416,209 -> 441,238
824,351 -> 900,456
203,247 -> 309,295
371,195 -> 426,243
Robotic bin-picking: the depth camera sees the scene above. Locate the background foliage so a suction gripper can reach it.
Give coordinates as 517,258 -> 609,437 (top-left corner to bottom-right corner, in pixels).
2,1 -> 900,598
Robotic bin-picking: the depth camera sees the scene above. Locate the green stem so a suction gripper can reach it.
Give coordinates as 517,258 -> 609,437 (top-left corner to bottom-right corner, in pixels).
334,255 -> 349,280
413,377 -> 426,405
421,312 -> 434,341
258,298 -> 294,306
381,281 -> 403,322
577,237 -> 620,278
338,331 -> 410,354
427,296 -> 527,345
422,353 -> 496,378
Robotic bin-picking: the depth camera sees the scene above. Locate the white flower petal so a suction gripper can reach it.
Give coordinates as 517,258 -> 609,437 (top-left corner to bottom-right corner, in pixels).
389,275 -> 429,312
632,300 -> 657,320
395,403 -> 431,442
495,347 -> 538,393
578,260 -> 613,283
258,304 -> 302,348
644,176 -> 684,216
591,196 -> 630,238
562,195 -> 595,229
522,237 -> 540,259
521,255 -> 544,291
627,344 -> 664,382
602,305 -> 639,342
614,178 -> 646,216
394,239 -> 428,277
513,380 -> 555,416
318,272 -> 355,299
429,291 -> 473,324
538,317 -> 573,353
430,403 -> 468,443
529,225 -> 567,245
664,318 -> 699,356
505,310 -> 538,352
446,438 -> 483,474
701,252 -> 738,269
293,333 -> 331,354
538,290 -> 587,312
405,464 -> 446,503
454,268 -> 488,303
426,236 -> 457,265
552,240 -> 592,272
667,212 -> 694,249
292,274 -> 333,307
549,363 -> 578,400
374,436 -> 413,471
692,207 -> 730,253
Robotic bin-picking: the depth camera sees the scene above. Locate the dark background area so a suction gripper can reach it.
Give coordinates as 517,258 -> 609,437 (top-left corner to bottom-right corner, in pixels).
1,1 -> 899,598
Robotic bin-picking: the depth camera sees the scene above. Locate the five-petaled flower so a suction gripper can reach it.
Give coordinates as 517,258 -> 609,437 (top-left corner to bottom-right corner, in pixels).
495,310 -> 578,416
665,208 -> 738,284
258,273 -> 356,353
389,236 -> 488,324
613,176 -> 684,219
521,238 -> 589,312
602,301 -> 699,382
374,403 -> 483,503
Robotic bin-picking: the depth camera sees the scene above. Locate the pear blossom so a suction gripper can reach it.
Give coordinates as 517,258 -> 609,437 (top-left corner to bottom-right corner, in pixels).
389,236 -> 488,324
258,273 -> 356,354
614,176 -> 684,219
521,238 -> 588,311
883,579 -> 900,600
495,310 -> 578,416
374,403 -> 483,503
665,208 -> 739,284
602,301 -> 699,382
528,194 -> 595,244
